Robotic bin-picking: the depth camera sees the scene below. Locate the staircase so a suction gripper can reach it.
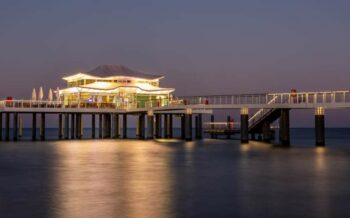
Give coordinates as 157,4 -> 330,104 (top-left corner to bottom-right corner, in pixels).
248,95 -> 280,133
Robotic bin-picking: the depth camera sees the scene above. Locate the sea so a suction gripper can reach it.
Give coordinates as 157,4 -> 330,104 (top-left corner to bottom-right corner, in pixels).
0,128 -> 350,218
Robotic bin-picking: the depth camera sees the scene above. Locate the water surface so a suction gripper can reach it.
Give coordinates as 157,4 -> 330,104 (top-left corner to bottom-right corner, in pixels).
1,130 -> 350,218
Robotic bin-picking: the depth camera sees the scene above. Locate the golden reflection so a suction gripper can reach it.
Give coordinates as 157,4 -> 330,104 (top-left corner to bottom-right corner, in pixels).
315,147 -> 326,172
51,140 -> 175,218
184,141 -> 195,151
312,146 -> 330,216
240,143 -> 252,152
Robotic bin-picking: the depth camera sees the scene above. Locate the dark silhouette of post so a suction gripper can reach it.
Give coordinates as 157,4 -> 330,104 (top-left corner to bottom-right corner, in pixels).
58,114 -> 63,139
13,113 -> 18,141
185,109 -> 192,141
0,113 -> 2,141
147,111 -> 154,139
240,108 -> 249,143
64,113 -> 69,139
315,107 -> 325,146
155,114 -> 162,138
181,115 -> 185,139
99,114 -> 103,139
164,114 -> 169,138
123,114 -> 127,139
210,114 -> 214,139
198,114 -> 203,139
138,113 -> 145,139
279,109 -> 290,146
71,113 -> 75,139
32,113 -> 37,141
5,113 -> 10,141
91,114 -> 96,138
40,113 -> 45,141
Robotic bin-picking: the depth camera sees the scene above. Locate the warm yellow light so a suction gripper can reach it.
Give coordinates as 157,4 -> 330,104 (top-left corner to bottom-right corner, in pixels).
315,107 -> 325,115
240,107 -> 249,115
147,110 -> 154,116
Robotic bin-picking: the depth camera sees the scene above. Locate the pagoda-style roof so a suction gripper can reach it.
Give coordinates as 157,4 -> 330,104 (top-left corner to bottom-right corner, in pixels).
85,64 -> 163,80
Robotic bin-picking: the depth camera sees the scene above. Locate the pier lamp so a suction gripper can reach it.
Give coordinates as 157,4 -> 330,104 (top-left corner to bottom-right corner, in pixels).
240,107 -> 249,115
186,108 -> 192,115
147,110 -> 154,116
315,107 -> 325,115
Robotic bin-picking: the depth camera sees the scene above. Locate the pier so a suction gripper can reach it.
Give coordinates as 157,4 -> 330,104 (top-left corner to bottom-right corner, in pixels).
0,90 -> 349,146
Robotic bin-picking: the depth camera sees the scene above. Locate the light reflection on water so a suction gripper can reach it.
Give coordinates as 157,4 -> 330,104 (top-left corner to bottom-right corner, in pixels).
0,139 -> 350,218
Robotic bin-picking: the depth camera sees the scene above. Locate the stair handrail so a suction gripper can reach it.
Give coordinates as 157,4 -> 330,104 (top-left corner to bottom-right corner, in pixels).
248,95 -> 279,128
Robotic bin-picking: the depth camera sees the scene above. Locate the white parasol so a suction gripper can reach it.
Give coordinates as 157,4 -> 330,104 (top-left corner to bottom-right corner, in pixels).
31,88 -> 37,101
39,87 -> 44,101
48,88 -> 53,101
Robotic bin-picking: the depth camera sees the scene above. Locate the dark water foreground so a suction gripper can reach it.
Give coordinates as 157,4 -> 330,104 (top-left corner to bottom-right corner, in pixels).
1,132 -> 350,217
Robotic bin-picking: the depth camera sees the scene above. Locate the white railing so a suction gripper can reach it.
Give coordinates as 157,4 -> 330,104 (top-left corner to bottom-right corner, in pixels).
178,90 -> 350,106
0,100 -> 125,110
1,91 -> 350,111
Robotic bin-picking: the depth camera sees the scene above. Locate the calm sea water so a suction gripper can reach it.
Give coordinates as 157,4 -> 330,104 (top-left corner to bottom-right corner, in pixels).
1,129 -> 350,218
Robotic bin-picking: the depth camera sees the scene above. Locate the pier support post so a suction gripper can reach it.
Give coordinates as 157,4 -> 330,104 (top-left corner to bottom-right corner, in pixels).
107,114 -> 112,138
114,114 -> 120,139
198,114 -> 203,139
138,113 -> 145,139
5,113 -> 10,141
169,114 -> 173,138
210,114 -> 215,139
58,114 -> 63,139
181,115 -> 185,139
164,114 -> 169,138
315,107 -> 325,146
71,113 -> 75,139
279,109 -> 290,146
91,114 -> 96,138
18,116 -> 23,138
64,113 -> 69,139
99,114 -> 103,139
0,113 -> 2,141
103,114 -> 111,138
76,113 -> 83,139
75,114 -> 79,139
262,121 -> 271,142
147,111 -> 154,139
227,115 -> 231,139
13,113 -> 18,141
195,115 -> 199,139
40,113 -> 45,141
155,114 -> 162,138
123,114 -> 127,139
32,113 -> 37,141
240,108 -> 249,143
185,109 -> 193,141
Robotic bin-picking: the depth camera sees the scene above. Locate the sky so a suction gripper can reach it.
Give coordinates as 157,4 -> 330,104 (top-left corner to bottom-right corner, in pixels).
0,0 -> 350,127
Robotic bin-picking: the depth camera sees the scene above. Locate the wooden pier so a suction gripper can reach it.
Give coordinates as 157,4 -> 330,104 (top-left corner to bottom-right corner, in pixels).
1,90 -> 349,146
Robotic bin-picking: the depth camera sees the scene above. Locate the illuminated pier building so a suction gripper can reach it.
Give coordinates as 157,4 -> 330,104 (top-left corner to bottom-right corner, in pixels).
59,64 -> 175,107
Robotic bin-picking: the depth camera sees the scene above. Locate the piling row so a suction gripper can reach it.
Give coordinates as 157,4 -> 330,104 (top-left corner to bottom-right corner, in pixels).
0,108 -> 327,146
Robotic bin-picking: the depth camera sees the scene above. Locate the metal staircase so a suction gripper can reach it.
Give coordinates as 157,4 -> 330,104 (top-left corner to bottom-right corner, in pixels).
248,95 -> 279,132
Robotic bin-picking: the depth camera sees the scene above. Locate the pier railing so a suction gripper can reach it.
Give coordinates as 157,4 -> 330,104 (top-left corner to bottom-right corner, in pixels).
178,91 -> 350,106
0,100 -> 128,110
1,90 -> 350,111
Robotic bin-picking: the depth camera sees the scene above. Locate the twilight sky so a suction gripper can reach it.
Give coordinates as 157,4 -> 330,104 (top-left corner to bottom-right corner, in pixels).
1,0 -> 350,126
